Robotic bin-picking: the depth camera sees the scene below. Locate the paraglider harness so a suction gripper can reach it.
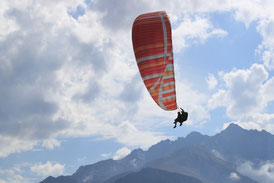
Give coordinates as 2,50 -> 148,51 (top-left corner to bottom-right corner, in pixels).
174,108 -> 188,128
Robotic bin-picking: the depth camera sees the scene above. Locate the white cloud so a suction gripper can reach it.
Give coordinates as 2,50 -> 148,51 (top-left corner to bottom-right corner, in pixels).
206,73 -> 218,90
173,15 -> 227,52
256,18 -> 274,70
175,81 -> 210,126
224,121 -> 262,131
30,161 -> 65,177
1,0 -> 274,158
0,0 -> 230,158
0,0 -> 149,157
0,163 -> 33,183
0,136 -> 37,158
223,113 -> 274,134
0,1 -> 19,41
42,139 -> 61,150
207,89 -> 227,110
208,64 -> 270,119
0,172 -> 29,183
237,161 -> 274,183
232,0 -> 264,27
72,10 -> 108,45
229,172 -> 240,181
113,147 -> 131,160
209,63 -> 274,133
229,0 -> 274,70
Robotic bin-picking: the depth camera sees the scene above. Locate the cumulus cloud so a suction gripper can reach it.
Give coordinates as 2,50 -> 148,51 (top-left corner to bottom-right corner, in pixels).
0,163 -> 33,183
237,161 -> 274,183
173,15 -> 228,52
232,0 -> 264,27
0,0 -> 151,157
0,170 -> 30,183
0,0 -> 81,156
41,139 -> 61,150
206,73 -> 218,90
208,64 -> 274,133
230,0 -> 274,70
0,1 -> 19,41
91,0 -> 149,31
223,64 -> 268,118
113,147 -> 131,160
0,136 -> 37,158
1,0 -> 274,159
176,81 -> 210,126
223,113 -> 274,133
208,64 -> 272,119
229,172 -> 240,181
256,18 -> 274,70
207,89 -> 227,110
0,0 -> 230,158
30,161 -> 65,177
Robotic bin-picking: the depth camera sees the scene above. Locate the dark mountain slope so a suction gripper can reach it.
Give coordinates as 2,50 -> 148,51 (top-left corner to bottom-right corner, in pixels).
114,168 -> 203,183
40,175 -> 76,183
203,123 -> 274,162
148,145 -> 258,183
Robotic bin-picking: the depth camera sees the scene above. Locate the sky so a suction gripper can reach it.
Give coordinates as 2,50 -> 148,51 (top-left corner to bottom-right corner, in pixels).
1,0 -> 274,182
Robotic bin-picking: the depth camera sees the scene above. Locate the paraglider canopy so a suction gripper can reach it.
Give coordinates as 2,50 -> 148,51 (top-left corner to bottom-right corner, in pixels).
132,11 -> 177,111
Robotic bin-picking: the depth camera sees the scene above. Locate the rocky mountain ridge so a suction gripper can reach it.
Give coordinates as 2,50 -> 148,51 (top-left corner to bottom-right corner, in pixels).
41,123 -> 274,183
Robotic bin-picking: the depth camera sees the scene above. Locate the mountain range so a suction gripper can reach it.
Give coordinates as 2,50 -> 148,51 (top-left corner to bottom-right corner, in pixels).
40,123 -> 274,183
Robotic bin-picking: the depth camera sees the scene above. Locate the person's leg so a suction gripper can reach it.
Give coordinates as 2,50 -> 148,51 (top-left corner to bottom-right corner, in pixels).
173,121 -> 177,128
180,122 -> 183,126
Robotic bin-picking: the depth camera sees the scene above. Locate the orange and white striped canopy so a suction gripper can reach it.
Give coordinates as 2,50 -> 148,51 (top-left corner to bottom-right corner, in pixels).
132,11 -> 177,111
